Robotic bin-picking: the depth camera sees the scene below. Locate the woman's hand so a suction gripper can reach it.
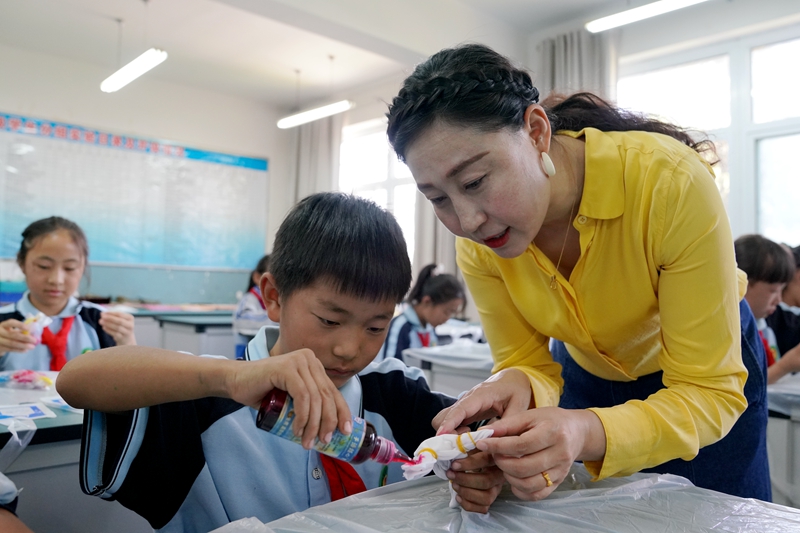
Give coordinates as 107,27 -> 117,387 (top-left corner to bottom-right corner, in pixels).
475,407 -> 606,501
225,348 -> 352,450
447,450 -> 506,513
433,368 -> 533,435
99,312 -> 137,346
0,319 -> 37,353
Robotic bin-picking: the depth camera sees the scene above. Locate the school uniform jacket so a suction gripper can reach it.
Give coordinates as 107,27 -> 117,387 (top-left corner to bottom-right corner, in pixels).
79,326 -> 454,533
0,293 -> 114,371
375,305 -> 438,363
766,302 -> 800,357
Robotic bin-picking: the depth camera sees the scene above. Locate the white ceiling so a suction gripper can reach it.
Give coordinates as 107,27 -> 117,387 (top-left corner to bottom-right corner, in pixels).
460,0 -> 626,30
0,0 -> 624,109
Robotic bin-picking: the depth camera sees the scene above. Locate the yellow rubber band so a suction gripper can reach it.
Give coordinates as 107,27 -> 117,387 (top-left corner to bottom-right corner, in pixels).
466,432 -> 477,447
456,434 -> 467,454
419,448 -> 438,459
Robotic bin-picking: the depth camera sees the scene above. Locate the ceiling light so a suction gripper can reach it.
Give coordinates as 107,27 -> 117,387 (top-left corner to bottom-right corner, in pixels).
277,100 -> 355,129
585,0 -> 712,33
101,48 -> 168,93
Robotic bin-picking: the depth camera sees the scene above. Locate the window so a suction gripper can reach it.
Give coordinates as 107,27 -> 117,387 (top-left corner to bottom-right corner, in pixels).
338,118 -> 416,263
617,28 -> 800,242
617,55 -> 732,208
751,38 -> 800,124
757,133 -> 800,244
617,56 -> 731,130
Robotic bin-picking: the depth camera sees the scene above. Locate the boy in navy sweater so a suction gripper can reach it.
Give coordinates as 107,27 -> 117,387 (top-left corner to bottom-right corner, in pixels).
58,193 -> 504,532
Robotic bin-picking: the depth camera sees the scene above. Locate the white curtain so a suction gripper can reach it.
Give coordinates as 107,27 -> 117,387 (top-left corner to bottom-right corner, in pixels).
536,28 -> 619,101
290,114 -> 344,203
413,193 -> 457,277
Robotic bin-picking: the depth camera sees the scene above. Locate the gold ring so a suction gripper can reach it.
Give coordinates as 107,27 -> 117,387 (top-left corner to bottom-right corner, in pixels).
541,471 -> 553,487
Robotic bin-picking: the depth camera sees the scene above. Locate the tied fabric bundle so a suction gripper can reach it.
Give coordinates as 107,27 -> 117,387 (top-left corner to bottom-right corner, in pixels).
401,429 -> 493,508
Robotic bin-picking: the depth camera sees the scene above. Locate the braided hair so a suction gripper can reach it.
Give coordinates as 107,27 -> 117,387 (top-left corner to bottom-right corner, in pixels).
387,43 -> 716,162
388,44 -> 538,161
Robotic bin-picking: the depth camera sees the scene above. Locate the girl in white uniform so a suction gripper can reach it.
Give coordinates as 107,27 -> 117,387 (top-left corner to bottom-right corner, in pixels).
0,217 -> 136,371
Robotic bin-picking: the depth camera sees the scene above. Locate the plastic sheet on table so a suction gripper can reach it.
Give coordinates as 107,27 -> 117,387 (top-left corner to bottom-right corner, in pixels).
264,463 -> 800,532
210,517 -> 274,533
403,340 -> 493,371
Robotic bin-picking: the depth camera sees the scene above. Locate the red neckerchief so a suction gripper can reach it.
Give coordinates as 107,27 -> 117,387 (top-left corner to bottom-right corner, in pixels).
42,316 -> 75,371
759,330 -> 776,367
319,455 -> 367,501
249,287 -> 266,310
417,331 -> 431,347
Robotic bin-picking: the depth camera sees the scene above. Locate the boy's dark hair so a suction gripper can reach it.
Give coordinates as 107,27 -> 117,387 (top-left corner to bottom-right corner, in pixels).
735,234 -> 795,285
246,254 -> 271,291
407,264 -> 465,307
270,192 -> 411,303
17,216 -> 89,268
387,43 -> 715,163
789,245 -> 800,270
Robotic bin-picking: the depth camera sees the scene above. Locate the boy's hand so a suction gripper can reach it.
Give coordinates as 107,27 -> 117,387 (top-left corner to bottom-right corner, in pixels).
447,450 -> 506,513
99,312 -> 137,346
0,319 -> 37,353
227,348 -> 352,449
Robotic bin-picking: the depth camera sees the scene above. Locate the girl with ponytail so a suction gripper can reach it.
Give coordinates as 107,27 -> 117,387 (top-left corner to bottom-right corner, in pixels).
376,264 -> 464,362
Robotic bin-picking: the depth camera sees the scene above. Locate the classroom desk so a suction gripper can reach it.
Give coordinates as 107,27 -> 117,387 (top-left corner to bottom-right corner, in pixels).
253,463 -> 800,533
131,309 -> 234,349
159,314 -> 236,358
0,374 -> 150,533
403,342 -> 493,397
767,373 -> 800,507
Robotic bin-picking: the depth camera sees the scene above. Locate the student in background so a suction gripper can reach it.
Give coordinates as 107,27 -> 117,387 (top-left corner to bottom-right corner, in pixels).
233,254 -> 277,359
767,244 -> 800,360
0,217 -> 136,371
56,193 -> 491,532
376,264 -> 465,362
734,234 -> 800,383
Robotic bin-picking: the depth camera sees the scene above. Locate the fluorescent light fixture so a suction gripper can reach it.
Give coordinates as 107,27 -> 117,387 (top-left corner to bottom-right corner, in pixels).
100,48 -> 168,93
277,100 -> 355,129
585,0 -> 712,33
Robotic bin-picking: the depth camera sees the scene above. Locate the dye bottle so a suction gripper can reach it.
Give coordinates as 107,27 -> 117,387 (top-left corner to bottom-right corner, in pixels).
256,388 -> 413,464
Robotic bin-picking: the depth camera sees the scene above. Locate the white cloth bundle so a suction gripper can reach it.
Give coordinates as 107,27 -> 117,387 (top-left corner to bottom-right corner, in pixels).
401,429 -> 494,508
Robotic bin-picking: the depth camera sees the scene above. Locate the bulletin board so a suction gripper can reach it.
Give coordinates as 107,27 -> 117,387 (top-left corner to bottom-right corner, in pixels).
0,113 -> 268,269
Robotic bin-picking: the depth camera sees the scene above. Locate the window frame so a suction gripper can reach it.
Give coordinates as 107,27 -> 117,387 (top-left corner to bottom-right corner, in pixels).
618,22 -> 800,239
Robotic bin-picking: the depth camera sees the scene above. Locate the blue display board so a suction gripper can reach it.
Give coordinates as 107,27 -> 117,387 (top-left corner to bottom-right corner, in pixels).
0,113 -> 268,269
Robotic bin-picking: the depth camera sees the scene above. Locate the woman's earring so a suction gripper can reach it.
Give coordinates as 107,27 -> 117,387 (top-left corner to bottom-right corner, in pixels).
541,152 -> 556,177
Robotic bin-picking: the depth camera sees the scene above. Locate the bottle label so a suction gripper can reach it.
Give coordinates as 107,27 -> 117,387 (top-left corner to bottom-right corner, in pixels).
268,394 -> 367,462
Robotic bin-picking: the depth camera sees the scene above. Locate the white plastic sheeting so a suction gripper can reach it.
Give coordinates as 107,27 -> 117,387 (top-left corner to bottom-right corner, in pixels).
213,463 -> 800,532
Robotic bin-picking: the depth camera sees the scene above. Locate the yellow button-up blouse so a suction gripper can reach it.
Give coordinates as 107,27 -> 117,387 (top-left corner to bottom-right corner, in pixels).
456,127 -> 748,480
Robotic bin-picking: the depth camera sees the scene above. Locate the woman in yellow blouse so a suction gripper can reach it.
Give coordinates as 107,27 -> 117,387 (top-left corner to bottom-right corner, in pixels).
386,43 -> 770,510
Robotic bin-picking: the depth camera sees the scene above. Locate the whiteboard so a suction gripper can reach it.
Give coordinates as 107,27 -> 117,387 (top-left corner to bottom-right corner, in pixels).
0,113 -> 268,269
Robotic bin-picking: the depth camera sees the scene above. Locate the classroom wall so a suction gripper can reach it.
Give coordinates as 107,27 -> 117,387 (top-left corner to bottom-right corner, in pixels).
0,43 -> 293,304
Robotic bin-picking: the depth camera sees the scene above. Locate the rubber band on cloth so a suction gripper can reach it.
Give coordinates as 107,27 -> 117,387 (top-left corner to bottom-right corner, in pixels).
401,429 -> 494,509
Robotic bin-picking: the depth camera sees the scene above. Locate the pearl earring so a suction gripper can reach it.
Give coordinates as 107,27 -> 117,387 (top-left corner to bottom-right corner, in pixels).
541,152 -> 556,177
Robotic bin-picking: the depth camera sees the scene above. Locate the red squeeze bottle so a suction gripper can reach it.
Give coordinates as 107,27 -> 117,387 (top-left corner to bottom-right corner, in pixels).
256,388 -> 414,465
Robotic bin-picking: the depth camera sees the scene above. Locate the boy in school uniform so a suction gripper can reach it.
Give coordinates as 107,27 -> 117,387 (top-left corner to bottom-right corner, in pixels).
58,193 -> 488,533
734,234 -> 800,383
